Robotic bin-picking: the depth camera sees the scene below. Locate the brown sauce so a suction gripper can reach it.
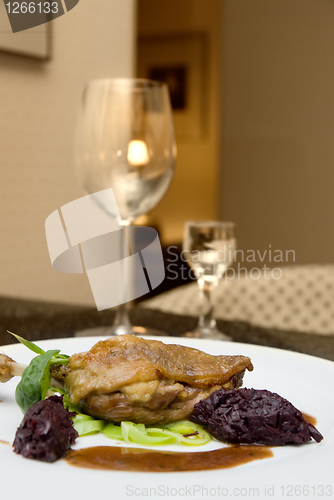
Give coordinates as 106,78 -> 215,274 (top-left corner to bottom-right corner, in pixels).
302,413 -> 317,426
65,445 -> 273,472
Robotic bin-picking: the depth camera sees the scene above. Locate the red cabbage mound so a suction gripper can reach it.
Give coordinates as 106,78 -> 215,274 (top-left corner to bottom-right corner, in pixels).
190,388 -> 323,446
13,395 -> 78,462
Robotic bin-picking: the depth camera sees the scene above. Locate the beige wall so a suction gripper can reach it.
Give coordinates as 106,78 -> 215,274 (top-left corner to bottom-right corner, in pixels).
137,0 -> 221,244
221,0 -> 334,265
0,0 -> 136,306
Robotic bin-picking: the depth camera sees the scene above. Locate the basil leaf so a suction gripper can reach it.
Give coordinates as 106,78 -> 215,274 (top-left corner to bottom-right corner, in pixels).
15,350 -> 60,413
7,331 -> 69,365
7,331 -> 45,355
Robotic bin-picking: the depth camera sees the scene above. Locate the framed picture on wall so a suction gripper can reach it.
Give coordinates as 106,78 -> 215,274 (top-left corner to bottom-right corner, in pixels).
0,1 -> 50,59
137,33 -> 206,139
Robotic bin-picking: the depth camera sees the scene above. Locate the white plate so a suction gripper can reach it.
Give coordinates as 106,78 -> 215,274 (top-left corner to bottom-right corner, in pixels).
1,336 -> 333,500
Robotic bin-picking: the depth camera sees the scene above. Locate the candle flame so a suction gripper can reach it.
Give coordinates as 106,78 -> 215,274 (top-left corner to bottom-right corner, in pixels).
127,140 -> 149,166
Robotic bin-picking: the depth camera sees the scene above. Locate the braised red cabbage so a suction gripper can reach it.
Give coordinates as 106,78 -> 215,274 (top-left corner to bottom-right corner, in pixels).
191,388 -> 323,446
13,395 -> 78,462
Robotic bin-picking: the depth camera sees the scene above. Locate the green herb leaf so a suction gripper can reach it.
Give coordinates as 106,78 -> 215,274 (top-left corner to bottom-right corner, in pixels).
7,331 -> 45,355
15,350 -> 60,413
7,331 -> 69,366
50,353 -> 70,366
62,394 -> 85,414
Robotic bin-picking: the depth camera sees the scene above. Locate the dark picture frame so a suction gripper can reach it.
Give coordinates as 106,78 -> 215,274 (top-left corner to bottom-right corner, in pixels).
137,33 -> 206,138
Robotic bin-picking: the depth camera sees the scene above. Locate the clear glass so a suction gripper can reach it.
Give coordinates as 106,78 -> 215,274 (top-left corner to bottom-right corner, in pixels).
182,221 -> 236,340
74,79 -> 176,335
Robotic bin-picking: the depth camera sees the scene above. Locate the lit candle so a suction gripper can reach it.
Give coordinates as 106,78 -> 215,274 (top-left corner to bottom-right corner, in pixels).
127,140 -> 149,166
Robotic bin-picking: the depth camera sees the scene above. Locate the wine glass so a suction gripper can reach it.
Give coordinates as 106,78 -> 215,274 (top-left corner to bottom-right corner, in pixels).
182,221 -> 236,340
74,78 -> 176,335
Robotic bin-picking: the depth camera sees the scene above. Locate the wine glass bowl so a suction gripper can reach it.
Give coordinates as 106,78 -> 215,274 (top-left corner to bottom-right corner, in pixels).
74,78 -> 175,224
183,221 -> 236,340
74,78 -> 176,335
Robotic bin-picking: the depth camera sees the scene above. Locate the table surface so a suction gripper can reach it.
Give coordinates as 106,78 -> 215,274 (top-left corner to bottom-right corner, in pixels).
0,295 -> 333,361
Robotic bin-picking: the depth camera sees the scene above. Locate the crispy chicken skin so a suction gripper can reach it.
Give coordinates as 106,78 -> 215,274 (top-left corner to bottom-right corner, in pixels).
51,335 -> 253,425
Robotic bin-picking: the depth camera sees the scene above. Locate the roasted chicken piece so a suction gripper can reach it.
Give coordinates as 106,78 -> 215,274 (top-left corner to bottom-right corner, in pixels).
51,335 -> 253,425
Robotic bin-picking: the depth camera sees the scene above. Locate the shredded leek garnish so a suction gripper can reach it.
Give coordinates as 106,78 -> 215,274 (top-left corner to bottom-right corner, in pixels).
104,420 -> 211,446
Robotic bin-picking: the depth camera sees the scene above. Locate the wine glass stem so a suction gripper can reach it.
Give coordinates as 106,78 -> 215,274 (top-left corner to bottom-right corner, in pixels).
197,278 -> 218,333
111,222 -> 133,335
113,301 -> 132,330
